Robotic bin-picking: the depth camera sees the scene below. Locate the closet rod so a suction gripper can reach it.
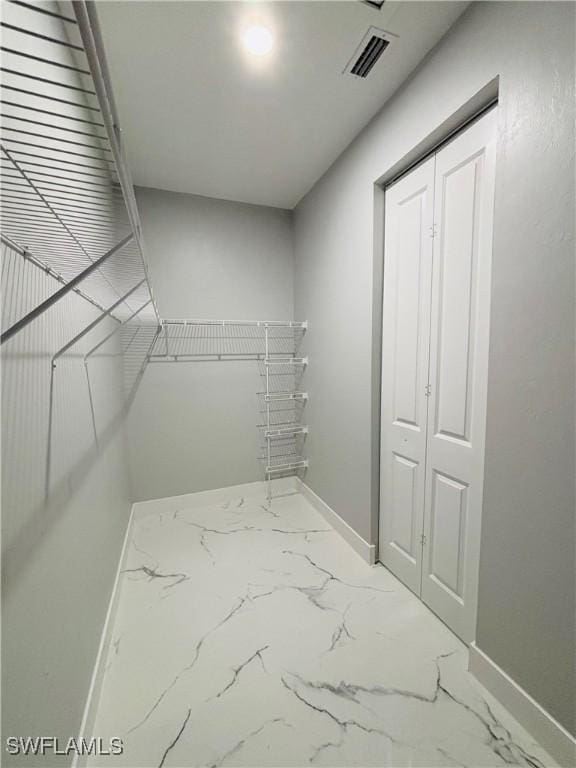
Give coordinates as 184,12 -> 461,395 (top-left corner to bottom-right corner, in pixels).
0,232 -> 133,345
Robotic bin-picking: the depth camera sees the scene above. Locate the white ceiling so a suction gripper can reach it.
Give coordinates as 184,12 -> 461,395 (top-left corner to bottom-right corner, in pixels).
97,1 -> 468,209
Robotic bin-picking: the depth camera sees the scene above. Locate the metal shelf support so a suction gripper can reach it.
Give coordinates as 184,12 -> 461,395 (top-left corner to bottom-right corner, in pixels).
45,278 -> 147,500
265,325 -> 272,507
52,278 -> 146,367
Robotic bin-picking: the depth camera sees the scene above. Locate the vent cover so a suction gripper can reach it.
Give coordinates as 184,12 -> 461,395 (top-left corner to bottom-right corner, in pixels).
344,26 -> 397,79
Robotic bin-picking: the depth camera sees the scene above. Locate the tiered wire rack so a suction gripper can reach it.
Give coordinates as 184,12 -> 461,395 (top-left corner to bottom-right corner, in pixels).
151,320 -> 309,503
258,343 -> 309,504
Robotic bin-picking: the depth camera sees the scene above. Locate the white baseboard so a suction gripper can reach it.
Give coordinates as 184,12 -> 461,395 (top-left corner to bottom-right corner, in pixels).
469,642 -> 576,767
133,477 -> 299,519
73,503 -> 137,768
297,480 -> 376,565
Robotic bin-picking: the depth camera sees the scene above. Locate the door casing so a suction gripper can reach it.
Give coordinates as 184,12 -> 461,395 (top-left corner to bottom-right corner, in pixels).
378,107 -> 497,643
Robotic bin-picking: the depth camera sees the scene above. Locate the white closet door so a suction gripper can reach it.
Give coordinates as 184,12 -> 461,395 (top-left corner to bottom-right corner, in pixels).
421,108 -> 496,642
379,157 -> 435,594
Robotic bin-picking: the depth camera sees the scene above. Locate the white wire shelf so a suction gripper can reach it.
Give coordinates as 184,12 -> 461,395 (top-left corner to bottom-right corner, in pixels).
257,418 -> 303,427
161,319 -> 307,328
260,391 -> 308,402
264,357 -> 308,366
258,405 -> 305,424
263,425 -> 308,438
150,320 -> 307,361
0,0 -> 159,346
264,458 -> 309,474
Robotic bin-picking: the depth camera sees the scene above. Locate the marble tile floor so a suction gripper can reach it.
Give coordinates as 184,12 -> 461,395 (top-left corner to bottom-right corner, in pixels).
88,488 -> 555,768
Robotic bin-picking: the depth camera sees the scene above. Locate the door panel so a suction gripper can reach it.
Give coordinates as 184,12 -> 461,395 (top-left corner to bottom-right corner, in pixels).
428,470 -> 468,599
421,109 -> 496,642
379,157 -> 435,594
434,157 -> 479,443
390,452 -> 419,561
393,193 -> 427,429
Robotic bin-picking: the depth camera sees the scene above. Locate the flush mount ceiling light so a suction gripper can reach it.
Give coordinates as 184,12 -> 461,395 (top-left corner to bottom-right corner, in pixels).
242,24 -> 274,56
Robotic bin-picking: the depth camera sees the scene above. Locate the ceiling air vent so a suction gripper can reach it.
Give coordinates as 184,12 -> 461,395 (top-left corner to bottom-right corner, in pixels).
344,26 -> 397,79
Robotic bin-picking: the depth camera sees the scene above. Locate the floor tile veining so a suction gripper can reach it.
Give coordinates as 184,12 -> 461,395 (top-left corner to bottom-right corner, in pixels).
90,491 -> 555,767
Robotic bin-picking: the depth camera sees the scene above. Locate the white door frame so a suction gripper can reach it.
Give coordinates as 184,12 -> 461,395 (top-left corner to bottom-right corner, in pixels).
377,105 -> 498,644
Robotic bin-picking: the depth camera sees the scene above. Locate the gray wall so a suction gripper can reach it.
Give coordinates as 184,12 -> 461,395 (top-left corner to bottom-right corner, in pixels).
1,4 -> 135,764
294,1 -> 575,734
1,246 -> 133,766
128,187 -> 294,501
